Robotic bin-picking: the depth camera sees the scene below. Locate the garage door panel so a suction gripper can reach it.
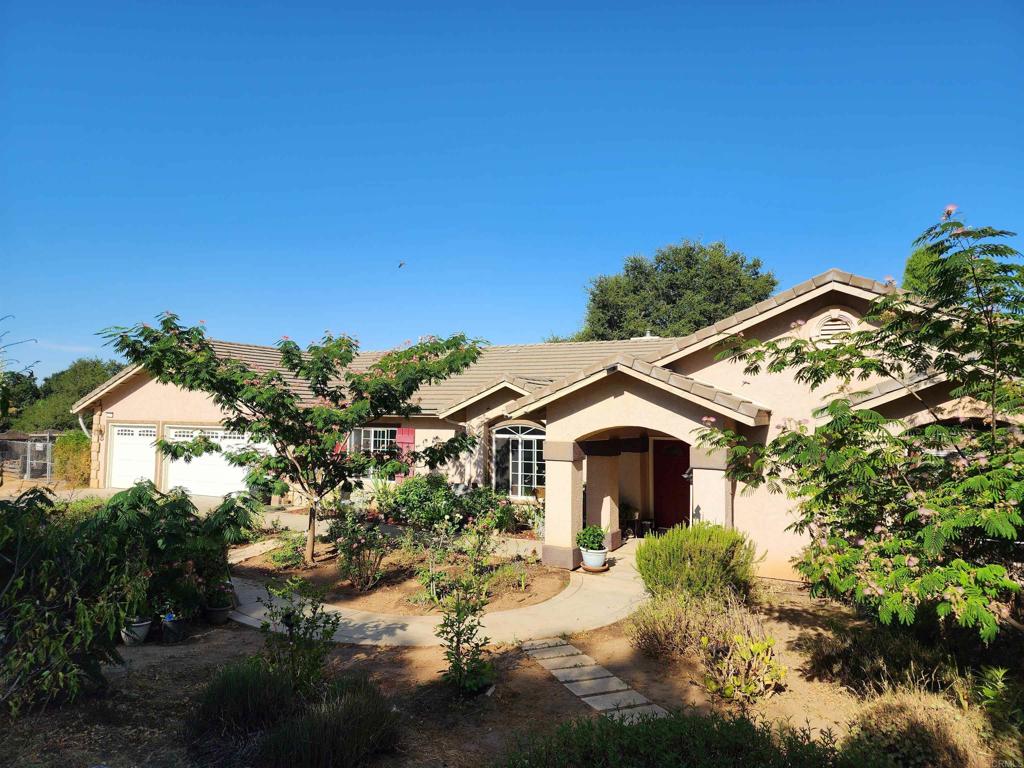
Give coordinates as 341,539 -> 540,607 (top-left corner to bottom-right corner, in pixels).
109,425 -> 158,489
164,426 -> 255,497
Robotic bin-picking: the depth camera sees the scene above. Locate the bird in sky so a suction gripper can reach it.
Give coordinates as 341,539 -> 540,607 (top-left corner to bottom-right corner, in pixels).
398,261 -> 406,269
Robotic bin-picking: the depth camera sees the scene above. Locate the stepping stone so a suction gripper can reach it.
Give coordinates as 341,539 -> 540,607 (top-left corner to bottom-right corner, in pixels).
528,645 -> 582,660
551,665 -> 612,683
581,689 -> 651,712
521,638 -> 567,651
536,654 -> 596,671
563,676 -> 630,697
606,704 -> 669,723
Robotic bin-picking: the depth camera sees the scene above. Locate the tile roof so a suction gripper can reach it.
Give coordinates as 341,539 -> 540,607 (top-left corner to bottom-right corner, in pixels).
73,269 -> 892,418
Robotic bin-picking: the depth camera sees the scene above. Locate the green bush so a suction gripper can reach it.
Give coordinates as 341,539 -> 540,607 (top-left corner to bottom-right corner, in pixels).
635,522 -> 758,598
843,689 -> 988,768
187,657 -> 296,739
269,531 -> 307,569
258,674 -> 398,768
52,431 -> 91,486
259,578 -> 342,694
626,592 -> 786,702
84,482 -> 261,618
391,473 -> 460,529
327,508 -> 395,591
1,489 -> 148,715
494,709 -> 890,768
53,495 -> 107,524
460,486 -> 513,530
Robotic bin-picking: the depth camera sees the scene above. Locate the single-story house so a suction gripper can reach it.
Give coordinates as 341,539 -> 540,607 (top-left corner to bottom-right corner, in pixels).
72,269 -> 964,579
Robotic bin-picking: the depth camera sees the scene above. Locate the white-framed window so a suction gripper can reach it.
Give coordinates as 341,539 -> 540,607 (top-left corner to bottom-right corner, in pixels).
492,425 -> 545,498
349,426 -> 398,453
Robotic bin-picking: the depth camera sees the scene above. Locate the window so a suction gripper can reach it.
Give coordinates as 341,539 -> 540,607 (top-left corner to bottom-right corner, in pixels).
492,425 -> 545,497
349,426 -> 398,453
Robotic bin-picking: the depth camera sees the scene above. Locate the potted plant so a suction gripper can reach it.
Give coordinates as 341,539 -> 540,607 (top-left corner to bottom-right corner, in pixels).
202,581 -> 235,625
121,599 -> 153,646
576,525 -> 608,569
160,604 -> 188,644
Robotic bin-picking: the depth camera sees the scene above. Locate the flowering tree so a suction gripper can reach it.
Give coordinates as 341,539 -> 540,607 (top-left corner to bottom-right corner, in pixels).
105,318 -> 481,563
698,209 -> 1023,640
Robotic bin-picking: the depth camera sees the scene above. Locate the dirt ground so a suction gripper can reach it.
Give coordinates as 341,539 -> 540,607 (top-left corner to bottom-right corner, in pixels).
0,622 -> 589,768
233,543 -> 569,616
571,585 -> 864,737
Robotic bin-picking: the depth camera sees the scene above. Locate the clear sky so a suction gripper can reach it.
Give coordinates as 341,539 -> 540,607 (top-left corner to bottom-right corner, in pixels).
2,1 -> 1022,378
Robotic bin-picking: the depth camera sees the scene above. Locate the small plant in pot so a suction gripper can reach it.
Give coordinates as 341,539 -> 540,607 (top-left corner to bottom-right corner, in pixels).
576,525 -> 608,569
160,604 -> 189,644
121,599 -> 153,646
202,581 -> 235,625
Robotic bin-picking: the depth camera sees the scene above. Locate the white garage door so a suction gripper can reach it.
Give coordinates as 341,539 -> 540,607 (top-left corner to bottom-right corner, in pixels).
163,426 -> 252,497
109,424 -> 158,489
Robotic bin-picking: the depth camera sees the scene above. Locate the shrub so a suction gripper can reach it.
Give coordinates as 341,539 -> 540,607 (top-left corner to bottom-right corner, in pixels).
626,592 -> 786,702
269,531 -> 307,569
83,482 -> 261,618
437,580 -> 493,694
635,522 -> 758,598
260,579 -> 342,693
327,508 -> 395,591
391,473 -> 461,529
843,689 -> 988,768
258,674 -> 398,768
460,486 -> 513,530
494,709 -> 890,768
187,656 -> 296,739
52,431 -> 91,486
576,525 -> 606,551
53,495 -> 107,524
1,489 -> 148,715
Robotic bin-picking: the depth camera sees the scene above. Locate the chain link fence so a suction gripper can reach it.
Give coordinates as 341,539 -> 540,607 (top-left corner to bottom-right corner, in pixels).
0,432 -> 58,482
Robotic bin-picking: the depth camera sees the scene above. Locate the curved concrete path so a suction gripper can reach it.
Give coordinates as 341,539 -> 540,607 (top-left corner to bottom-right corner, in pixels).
230,539 -> 648,647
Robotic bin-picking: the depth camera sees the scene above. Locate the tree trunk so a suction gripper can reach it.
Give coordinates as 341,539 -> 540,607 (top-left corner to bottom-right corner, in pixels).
305,502 -> 317,564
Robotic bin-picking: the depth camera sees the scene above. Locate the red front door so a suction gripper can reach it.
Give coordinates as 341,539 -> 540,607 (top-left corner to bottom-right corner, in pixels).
653,440 -> 690,529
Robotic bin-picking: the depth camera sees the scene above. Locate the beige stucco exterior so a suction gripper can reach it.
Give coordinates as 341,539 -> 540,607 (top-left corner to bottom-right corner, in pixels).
75,272 -> 945,582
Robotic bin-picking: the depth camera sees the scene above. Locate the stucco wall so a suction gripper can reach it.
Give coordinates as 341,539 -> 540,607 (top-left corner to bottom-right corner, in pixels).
666,296 -> 875,579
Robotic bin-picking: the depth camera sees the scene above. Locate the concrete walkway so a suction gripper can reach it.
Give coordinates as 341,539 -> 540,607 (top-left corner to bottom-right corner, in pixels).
230,538 -> 648,647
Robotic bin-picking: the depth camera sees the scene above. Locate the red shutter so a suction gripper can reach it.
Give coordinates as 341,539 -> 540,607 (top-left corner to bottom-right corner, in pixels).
395,426 -> 415,482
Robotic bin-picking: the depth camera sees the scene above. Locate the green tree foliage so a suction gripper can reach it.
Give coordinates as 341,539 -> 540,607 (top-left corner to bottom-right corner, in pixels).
902,245 -> 939,295
0,489 -> 148,715
0,372 -> 39,431
104,317 -> 482,562
698,210 -> 1023,640
13,358 -> 123,432
571,240 -> 776,341
52,430 -> 91,485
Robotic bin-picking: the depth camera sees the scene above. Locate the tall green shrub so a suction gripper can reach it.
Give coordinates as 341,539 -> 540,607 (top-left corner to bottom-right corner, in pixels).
391,473 -> 460,529
53,430 -> 91,486
0,489 -> 148,715
634,522 -> 758,598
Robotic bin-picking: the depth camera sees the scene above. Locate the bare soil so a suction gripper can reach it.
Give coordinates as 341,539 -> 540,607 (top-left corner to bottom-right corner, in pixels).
0,623 -> 588,768
570,584 -> 863,737
232,542 -> 569,616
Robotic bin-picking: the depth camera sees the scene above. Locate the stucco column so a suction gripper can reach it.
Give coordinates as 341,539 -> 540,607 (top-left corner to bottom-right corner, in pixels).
542,440 -> 584,569
689,444 -> 732,527
584,454 -> 622,550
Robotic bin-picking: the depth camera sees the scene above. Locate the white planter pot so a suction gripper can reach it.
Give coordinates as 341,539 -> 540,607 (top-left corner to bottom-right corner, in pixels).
121,619 -> 152,646
580,548 -> 608,569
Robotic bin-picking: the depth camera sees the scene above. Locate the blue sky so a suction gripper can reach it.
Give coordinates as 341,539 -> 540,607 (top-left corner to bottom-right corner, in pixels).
2,1 -> 1022,379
